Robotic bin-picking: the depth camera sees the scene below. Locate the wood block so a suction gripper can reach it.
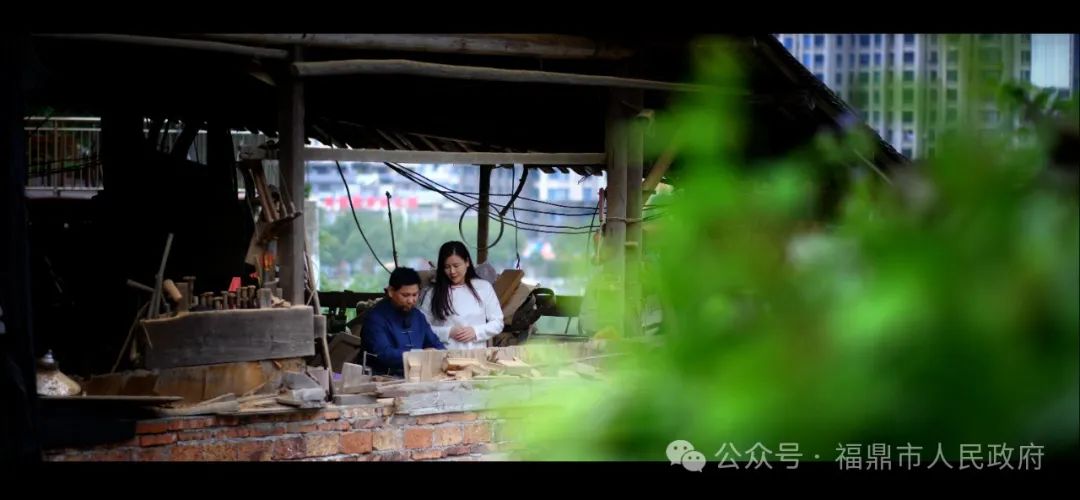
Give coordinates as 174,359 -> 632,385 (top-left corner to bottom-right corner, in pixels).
328,332 -> 363,372
492,270 -> 525,308
142,307 -> 315,369
334,394 -> 378,406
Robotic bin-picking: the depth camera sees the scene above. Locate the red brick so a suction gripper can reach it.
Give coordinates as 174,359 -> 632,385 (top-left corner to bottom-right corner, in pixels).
305,433 -> 340,457
411,449 -> 445,461
286,422 -> 320,434
445,445 -> 472,457
177,430 -> 212,442
135,446 -> 172,462
89,449 -> 135,461
446,412 -> 479,422
371,450 -> 410,461
463,422 -> 492,444
171,444 -> 203,461
469,443 -> 496,455
373,429 -> 403,451
404,427 -> 433,449
140,433 -> 178,447
340,431 -> 373,454
236,440 -> 273,461
351,418 -> 382,430
214,416 -> 241,427
219,427 -> 252,439
318,421 -> 349,432
168,417 -> 216,431
415,414 -> 449,425
320,410 -> 341,421
272,436 -> 306,460
203,442 -> 238,461
344,407 -> 378,419
433,425 -> 463,447
250,423 -> 287,438
136,420 -> 170,435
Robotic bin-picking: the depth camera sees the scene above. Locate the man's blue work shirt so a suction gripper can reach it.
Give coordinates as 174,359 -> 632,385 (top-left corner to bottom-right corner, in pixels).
359,298 -> 445,376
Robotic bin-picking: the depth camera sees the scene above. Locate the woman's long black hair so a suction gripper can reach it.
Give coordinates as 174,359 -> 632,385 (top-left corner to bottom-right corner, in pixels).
430,241 -> 482,322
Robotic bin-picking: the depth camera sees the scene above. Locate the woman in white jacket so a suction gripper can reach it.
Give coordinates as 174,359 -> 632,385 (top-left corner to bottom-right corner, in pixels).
420,241 -> 503,350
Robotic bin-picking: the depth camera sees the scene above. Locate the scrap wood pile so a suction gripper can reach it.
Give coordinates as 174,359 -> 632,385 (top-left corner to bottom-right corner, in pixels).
403,343 -> 613,383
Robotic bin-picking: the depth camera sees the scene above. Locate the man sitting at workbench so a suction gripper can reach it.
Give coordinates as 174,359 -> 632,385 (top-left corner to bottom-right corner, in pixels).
360,267 -> 445,376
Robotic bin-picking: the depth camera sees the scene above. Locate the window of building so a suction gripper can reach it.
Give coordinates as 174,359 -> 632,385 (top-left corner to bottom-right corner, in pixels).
872,111 -> 881,122
903,111 -> 914,123
1021,69 -> 1031,82
1021,50 -> 1031,64
887,53 -> 895,65
860,53 -> 870,66
887,111 -> 894,123
903,89 -> 914,104
814,54 -> 825,66
875,34 -> 883,46
904,51 -> 915,64
947,88 -> 958,100
803,54 -> 812,67
814,35 -> 825,47
904,34 -> 915,45
815,73 -> 825,82
929,69 -> 939,81
902,147 -> 913,157
837,54 -> 843,66
836,35 -> 844,46
947,50 -> 958,64
860,35 -> 871,47
803,35 -> 812,46
873,92 -> 881,104
859,72 -> 870,84
947,69 -> 958,82
874,53 -> 882,65
929,51 -> 938,64
783,37 -> 794,50
873,71 -> 881,83
835,72 -> 843,84
903,70 -> 915,82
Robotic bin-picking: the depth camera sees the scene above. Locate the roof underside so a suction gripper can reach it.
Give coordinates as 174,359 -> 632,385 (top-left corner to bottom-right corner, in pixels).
24,34 -> 906,180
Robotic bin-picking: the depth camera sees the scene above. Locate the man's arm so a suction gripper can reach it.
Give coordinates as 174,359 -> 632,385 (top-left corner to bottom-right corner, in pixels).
418,314 -> 446,350
361,315 -> 406,374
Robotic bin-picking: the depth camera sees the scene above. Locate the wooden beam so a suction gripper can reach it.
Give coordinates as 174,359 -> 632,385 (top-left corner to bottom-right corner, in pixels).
34,33 -> 288,59
305,147 -> 605,166
196,34 -> 633,60
279,48 -> 306,306
477,165 -> 493,264
292,59 -> 707,93
605,89 -> 628,287
625,91 -> 645,339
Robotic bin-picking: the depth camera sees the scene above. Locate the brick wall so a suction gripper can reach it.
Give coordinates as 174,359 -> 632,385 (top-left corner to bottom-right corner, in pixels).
43,403 -> 515,462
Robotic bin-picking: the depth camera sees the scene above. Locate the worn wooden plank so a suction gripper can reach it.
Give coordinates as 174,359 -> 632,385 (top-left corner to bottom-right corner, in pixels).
142,307 -> 315,369
492,270 -> 525,308
305,147 -> 605,166
292,59 -> 704,93
328,332 -> 363,372
198,34 -> 633,60
35,33 -> 288,59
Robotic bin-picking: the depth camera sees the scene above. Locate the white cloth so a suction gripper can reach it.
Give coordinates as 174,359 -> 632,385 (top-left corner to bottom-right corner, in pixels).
420,278 -> 504,350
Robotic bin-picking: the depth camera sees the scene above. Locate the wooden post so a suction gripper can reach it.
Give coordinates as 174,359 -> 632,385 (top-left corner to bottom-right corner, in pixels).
625,91 -> 645,338
605,89 -> 628,332
476,165 -> 493,264
278,47 -> 306,306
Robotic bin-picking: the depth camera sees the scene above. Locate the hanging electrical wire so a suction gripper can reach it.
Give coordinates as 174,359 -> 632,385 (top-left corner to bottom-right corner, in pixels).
336,161 -> 392,274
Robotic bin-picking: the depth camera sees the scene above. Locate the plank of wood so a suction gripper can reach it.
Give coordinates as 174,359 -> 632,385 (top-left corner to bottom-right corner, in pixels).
142,307 -> 315,369
155,399 -> 240,417
333,394 -> 378,406
305,147 -> 605,167
328,332 -> 363,372
492,270 -> 525,308
502,281 -> 535,325
291,59 -> 703,93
